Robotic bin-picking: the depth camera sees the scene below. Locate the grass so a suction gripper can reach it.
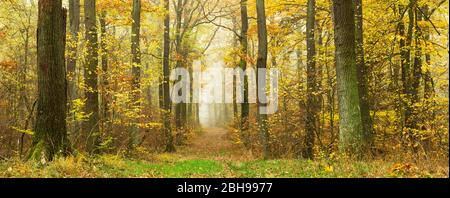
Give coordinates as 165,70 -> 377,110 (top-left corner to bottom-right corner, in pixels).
0,153 -> 447,178
0,127 -> 446,178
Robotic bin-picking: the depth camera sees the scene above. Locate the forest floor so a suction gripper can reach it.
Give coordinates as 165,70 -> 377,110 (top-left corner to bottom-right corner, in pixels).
0,127 -> 448,178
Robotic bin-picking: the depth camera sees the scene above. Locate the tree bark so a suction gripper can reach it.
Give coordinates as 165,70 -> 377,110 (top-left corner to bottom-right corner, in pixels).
354,0 -> 374,151
411,4 -> 422,104
163,0 -> 175,152
332,0 -> 364,157
232,16 -> 239,119
129,0 -> 142,152
83,0 -> 100,154
99,11 -> 110,139
304,0 -> 317,159
174,0 -> 186,129
400,2 -> 415,132
422,6 -> 435,99
240,0 -> 250,147
256,0 -> 269,160
68,0 -> 80,101
29,0 -> 70,161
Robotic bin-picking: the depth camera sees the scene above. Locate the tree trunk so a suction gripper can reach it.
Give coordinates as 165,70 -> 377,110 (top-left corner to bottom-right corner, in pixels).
256,0 -> 269,160
411,4 -> 422,104
232,16 -> 239,119
163,0 -> 175,152
332,0 -> 364,157
129,0 -> 141,152
304,0 -> 317,159
354,0 -> 374,151
422,6 -> 435,99
68,0 -> 80,101
99,11 -> 110,139
400,2 -> 415,132
174,0 -> 185,129
83,0 -> 100,154
67,0 -> 80,140
240,0 -> 250,147
29,0 -> 70,162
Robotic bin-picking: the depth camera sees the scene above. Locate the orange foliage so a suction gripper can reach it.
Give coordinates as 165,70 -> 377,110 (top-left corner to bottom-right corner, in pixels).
0,60 -> 18,71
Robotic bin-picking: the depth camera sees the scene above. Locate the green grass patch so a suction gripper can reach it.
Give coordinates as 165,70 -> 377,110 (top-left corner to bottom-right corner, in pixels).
96,158 -> 224,178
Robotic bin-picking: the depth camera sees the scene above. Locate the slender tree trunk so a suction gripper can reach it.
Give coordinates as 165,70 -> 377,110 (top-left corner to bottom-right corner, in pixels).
411,5 -> 422,104
99,11 -> 110,142
240,0 -> 250,147
304,0 -> 317,159
232,16 -> 239,119
129,0 -> 142,152
158,0 -> 164,111
409,3 -> 423,152
67,0 -> 80,140
421,5 -> 434,151
401,2 -> 415,133
354,0 -> 374,151
163,0 -> 175,152
174,0 -> 184,129
83,0 -> 100,154
398,5 -> 407,132
422,6 -> 435,99
188,63 -> 194,125
29,0 -> 70,161
159,81 -> 164,109
332,0 -> 364,157
256,0 -> 269,160
233,74 -> 238,118
68,0 -> 80,101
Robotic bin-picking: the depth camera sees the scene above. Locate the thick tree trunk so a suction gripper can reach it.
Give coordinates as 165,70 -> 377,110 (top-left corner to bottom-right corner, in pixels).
304,0 -> 317,159
83,0 -> 100,154
129,0 -> 142,152
354,0 -> 374,151
256,0 -> 269,160
163,0 -> 175,152
332,0 -> 364,157
29,0 -> 70,162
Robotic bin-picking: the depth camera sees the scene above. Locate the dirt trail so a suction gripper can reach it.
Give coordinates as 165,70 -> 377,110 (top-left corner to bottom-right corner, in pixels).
178,127 -> 252,161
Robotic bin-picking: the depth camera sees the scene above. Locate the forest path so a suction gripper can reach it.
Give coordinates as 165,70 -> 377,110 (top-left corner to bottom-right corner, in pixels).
177,127 -> 253,161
